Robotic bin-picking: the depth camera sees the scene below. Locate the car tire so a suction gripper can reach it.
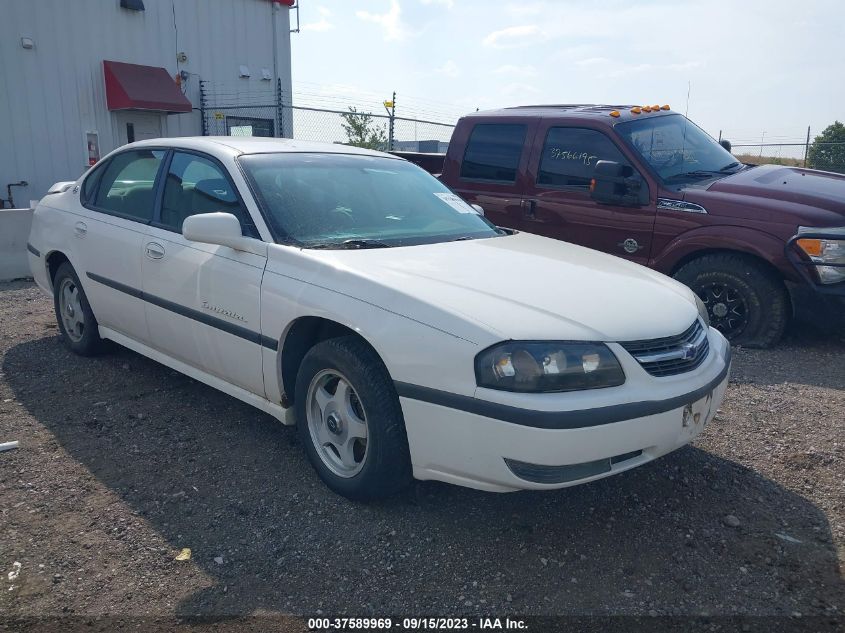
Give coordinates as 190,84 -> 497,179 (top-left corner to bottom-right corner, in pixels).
294,335 -> 413,501
674,253 -> 789,348
52,262 -> 104,356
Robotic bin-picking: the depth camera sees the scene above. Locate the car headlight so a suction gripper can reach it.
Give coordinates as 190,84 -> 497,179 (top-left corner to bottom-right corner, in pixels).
695,294 -> 711,327
475,342 -> 625,393
796,237 -> 845,284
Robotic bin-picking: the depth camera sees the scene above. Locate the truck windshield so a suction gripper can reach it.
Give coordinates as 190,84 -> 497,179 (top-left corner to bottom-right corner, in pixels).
616,114 -> 742,183
240,153 -> 502,248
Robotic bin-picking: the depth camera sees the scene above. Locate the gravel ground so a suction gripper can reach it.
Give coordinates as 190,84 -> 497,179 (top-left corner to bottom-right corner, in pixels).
0,280 -> 843,626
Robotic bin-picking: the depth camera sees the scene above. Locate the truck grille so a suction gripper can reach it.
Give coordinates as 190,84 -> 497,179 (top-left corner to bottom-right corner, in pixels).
620,320 -> 709,377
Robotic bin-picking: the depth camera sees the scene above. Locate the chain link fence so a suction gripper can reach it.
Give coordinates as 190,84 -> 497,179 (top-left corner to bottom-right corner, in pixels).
200,80 -> 454,152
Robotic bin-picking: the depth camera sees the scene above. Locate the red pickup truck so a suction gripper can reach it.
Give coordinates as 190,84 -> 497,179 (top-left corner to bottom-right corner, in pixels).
396,105 -> 845,347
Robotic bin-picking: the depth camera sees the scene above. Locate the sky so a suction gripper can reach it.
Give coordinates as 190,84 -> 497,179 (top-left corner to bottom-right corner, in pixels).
290,0 -> 843,157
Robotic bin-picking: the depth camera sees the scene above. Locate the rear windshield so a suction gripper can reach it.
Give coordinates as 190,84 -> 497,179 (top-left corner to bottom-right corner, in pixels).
240,153 -> 502,248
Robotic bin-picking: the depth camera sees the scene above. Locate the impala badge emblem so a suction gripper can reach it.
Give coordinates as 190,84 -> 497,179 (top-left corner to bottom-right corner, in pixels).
680,342 -> 697,360
619,238 -> 642,254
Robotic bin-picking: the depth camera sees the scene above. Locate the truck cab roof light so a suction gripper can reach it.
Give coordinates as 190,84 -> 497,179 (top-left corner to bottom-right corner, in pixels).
631,107 -> 641,114
610,110 -> 620,117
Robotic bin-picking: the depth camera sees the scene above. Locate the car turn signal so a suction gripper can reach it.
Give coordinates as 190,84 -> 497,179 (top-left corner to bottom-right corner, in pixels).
796,238 -> 823,257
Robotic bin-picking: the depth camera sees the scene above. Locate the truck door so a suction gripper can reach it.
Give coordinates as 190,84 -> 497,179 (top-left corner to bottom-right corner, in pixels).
445,120 -> 538,231
522,124 -> 656,265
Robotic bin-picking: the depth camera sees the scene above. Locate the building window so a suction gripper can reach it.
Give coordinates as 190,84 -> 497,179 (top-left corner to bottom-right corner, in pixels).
460,124 -> 526,183
120,0 -> 145,11
226,116 -> 275,138
538,127 -> 630,189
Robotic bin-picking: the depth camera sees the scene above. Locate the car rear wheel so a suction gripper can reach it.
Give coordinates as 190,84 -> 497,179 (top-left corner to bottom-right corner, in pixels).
674,253 -> 789,348
295,336 -> 412,500
52,262 -> 104,356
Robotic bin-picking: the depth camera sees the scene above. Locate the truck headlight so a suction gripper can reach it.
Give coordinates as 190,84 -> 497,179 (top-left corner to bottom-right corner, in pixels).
475,342 -> 625,393
796,237 -> 845,284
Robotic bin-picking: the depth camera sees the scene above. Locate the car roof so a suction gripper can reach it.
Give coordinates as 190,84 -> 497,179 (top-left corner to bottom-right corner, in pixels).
466,104 -> 678,122
126,136 -> 395,159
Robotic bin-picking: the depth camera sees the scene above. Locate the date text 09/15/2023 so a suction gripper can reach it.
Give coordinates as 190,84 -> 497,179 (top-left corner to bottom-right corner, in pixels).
307,617 -> 528,631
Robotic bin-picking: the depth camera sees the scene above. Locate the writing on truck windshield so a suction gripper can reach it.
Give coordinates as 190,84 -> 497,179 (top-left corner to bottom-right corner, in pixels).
240,153 -> 502,248
616,114 -> 742,182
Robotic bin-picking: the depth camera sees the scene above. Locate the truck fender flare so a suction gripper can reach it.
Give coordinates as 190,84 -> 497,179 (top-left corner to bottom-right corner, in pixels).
651,226 -> 794,280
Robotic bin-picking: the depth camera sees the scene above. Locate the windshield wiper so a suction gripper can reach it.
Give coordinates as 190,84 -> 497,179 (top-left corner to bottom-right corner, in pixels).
664,170 -> 723,182
719,161 -> 741,172
305,239 -> 391,250
338,239 -> 391,249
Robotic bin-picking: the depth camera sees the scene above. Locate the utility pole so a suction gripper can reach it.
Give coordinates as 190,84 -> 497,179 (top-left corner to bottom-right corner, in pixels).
759,131 -> 766,158
803,125 -> 811,168
384,91 -> 396,152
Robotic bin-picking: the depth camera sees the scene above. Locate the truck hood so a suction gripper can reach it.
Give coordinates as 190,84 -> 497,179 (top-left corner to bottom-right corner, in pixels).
696,165 -> 845,225
304,232 -> 699,344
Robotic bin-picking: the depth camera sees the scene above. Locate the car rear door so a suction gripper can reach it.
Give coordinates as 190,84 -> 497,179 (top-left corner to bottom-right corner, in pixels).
522,122 -> 657,265
443,119 -> 538,230
75,148 -> 167,344
140,149 -> 268,396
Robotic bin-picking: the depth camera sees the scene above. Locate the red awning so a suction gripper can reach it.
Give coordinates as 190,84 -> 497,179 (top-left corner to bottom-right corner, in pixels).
103,60 -> 192,114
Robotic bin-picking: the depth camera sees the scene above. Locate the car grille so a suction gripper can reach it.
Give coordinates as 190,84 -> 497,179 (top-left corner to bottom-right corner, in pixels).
620,320 -> 709,377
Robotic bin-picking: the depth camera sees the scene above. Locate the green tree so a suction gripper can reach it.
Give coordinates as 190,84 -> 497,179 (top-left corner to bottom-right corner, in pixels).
340,107 -> 387,150
807,121 -> 845,173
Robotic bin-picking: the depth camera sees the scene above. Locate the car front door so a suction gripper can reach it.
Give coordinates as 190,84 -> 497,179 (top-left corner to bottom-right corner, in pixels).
75,148 -> 167,344
141,150 -> 268,396
445,120 -> 537,230
523,124 -> 656,265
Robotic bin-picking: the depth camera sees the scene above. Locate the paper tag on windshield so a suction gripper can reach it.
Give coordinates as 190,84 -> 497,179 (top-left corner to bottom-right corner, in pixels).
434,192 -> 477,214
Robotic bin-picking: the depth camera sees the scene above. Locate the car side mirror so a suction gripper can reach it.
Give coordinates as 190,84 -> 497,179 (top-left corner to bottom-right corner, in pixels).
470,203 -> 485,216
590,160 -> 647,207
183,212 -> 266,256
719,139 -> 732,152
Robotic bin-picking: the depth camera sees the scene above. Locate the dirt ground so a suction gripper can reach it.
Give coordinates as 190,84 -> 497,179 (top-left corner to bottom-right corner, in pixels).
0,280 -> 843,629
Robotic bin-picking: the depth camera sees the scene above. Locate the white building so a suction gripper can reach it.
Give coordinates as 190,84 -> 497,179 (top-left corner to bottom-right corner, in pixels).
0,0 -> 295,205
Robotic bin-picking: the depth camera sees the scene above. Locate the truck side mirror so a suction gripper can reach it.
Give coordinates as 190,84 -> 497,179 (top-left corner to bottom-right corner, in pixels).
719,139 -> 732,152
590,160 -> 647,207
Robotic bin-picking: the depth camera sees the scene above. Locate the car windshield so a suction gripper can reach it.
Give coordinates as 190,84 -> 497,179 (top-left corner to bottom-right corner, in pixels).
240,153 -> 503,248
616,113 -> 742,182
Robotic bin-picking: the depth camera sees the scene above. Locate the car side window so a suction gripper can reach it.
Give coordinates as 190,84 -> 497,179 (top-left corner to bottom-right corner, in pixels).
538,127 -> 630,189
80,161 -> 109,205
460,124 -> 527,183
160,152 -> 257,236
92,150 -> 166,221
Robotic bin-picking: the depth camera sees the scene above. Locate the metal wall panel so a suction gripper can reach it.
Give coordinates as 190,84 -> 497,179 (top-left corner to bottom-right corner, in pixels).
0,0 -> 293,202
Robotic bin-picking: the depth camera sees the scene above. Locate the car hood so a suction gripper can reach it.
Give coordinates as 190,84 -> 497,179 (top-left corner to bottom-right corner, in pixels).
299,232 -> 699,344
697,164 -> 845,225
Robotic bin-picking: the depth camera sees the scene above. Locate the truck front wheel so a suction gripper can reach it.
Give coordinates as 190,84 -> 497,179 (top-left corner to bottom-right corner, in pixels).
673,253 -> 789,348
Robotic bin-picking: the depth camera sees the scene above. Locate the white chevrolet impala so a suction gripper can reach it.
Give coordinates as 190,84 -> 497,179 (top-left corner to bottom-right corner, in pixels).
28,137 -> 730,500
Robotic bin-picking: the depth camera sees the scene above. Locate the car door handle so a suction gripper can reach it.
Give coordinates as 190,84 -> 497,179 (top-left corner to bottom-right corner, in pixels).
145,242 -> 165,260
521,199 -> 537,219
74,221 -> 87,237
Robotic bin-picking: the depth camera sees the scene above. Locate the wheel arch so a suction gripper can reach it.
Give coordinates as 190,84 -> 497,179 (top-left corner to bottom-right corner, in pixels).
669,247 -> 784,281
44,250 -> 72,291
278,316 -> 386,405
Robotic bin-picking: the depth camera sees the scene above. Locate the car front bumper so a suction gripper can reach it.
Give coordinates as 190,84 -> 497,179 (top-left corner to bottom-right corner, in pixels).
400,328 -> 731,492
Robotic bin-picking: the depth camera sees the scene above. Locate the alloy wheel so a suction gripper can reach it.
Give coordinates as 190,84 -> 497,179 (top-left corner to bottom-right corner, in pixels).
305,369 -> 369,478
58,278 -> 85,343
699,282 -> 748,339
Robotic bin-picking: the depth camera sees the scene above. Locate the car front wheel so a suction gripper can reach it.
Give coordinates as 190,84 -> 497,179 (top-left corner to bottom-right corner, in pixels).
295,336 -> 412,501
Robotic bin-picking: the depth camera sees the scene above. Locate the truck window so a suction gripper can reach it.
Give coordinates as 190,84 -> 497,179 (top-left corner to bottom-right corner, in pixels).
538,127 -> 629,189
460,124 -> 526,183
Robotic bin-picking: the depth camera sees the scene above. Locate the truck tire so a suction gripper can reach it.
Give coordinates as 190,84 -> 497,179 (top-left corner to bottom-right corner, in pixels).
295,335 -> 413,501
52,262 -> 104,356
673,253 -> 789,348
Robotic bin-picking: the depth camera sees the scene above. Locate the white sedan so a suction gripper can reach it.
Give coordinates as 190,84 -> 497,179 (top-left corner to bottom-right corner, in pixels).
28,137 -> 730,500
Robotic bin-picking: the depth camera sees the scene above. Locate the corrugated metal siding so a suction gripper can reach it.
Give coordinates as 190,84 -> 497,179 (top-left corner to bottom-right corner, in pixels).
0,0 -> 292,201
